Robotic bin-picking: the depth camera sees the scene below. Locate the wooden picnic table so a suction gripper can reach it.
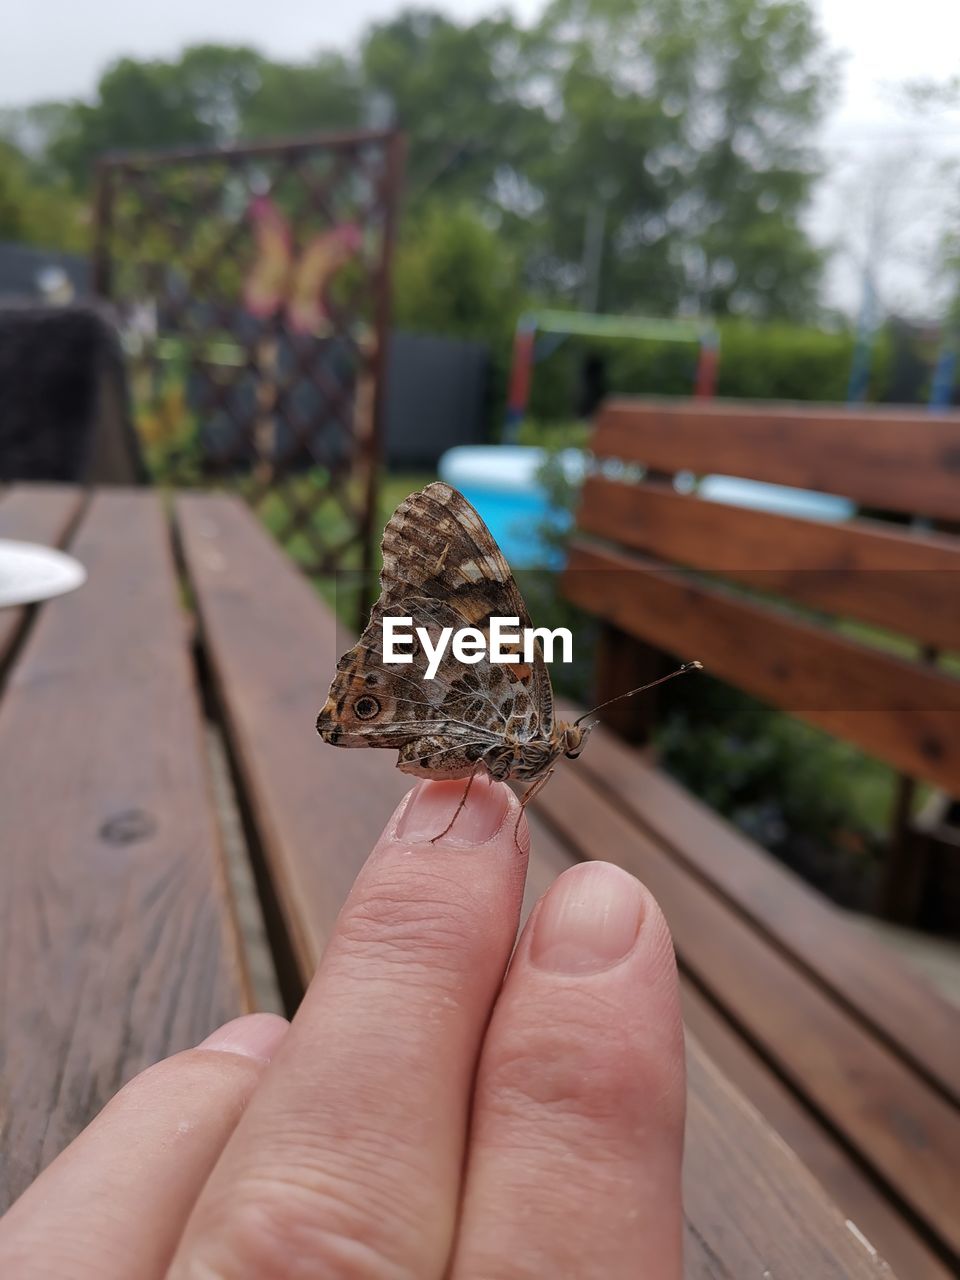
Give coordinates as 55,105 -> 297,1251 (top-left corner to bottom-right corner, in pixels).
2,482 -> 958,1278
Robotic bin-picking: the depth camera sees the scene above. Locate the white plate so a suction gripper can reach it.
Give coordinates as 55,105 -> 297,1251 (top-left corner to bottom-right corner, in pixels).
0,539 -> 87,608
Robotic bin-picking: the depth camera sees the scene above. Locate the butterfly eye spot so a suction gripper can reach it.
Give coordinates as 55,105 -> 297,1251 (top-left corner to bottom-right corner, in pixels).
354,696 -> 381,720
364,672 -> 379,686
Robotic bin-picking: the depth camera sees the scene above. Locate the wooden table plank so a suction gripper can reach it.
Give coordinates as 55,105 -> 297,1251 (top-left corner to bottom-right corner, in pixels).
0,484 -> 85,670
681,984 -> 951,1280
683,1041 -> 897,1278
532,768 -> 960,1263
0,490 -> 250,1211
176,492 -> 904,1277
560,706 -> 960,1109
176,492 -> 409,984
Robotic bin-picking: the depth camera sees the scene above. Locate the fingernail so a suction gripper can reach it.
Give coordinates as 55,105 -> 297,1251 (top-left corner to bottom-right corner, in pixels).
198,1013 -> 289,1063
395,775 -> 509,845
531,863 -> 644,974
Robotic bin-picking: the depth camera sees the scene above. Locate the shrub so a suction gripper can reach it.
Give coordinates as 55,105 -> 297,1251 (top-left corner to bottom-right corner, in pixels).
526,317 -> 893,420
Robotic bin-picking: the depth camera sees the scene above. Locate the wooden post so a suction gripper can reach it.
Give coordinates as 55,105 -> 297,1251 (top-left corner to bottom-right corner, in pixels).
878,640 -> 939,924
593,624 -> 668,746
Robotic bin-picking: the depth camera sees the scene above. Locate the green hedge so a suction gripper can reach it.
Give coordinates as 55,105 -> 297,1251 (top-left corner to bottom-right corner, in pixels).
526,319 -> 892,421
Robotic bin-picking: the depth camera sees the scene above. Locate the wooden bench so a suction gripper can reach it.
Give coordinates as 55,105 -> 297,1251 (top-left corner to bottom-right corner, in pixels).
567,397 -> 960,917
552,397 -> 960,1276
2,481 -> 959,1278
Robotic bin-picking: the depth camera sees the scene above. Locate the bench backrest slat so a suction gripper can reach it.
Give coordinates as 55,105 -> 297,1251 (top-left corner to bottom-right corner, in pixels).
568,398 -> 960,788
578,475 -> 960,651
566,540 -> 960,792
594,398 -> 960,520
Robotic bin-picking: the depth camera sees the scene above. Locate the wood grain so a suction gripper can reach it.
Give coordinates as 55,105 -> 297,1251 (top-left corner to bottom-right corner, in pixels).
557,705 -> 960,1108
594,397 -> 960,520
577,476 -> 960,650
683,1037 -> 898,1278
532,769 -> 960,1262
682,983 -> 951,1280
0,491 -> 250,1211
0,484 -> 85,669
175,491 -> 414,980
564,541 -> 960,792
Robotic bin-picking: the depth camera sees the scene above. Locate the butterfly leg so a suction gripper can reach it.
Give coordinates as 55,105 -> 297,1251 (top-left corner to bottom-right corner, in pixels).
430,762 -> 482,843
512,766 -> 557,851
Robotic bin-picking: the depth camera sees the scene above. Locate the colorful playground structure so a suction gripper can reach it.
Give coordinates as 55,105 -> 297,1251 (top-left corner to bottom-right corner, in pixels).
504,308 -> 720,438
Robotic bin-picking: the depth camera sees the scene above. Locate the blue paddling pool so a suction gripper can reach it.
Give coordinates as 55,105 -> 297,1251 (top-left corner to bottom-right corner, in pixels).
438,446 -> 584,568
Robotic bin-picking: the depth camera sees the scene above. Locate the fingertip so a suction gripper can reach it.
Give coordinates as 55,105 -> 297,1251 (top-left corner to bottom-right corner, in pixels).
390,774 -> 528,853
198,1013 -> 290,1063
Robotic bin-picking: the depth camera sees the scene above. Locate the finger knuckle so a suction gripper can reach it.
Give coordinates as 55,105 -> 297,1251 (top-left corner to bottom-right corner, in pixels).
482,996 -> 681,1136
185,1182 -> 417,1280
117,1047 -> 259,1107
336,870 -> 485,969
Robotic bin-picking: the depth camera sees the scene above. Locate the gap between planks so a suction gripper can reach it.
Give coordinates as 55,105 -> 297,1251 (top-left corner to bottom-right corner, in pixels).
202,721 -> 285,1016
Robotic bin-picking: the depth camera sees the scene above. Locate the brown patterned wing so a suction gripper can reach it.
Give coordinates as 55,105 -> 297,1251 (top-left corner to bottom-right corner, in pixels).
377,481 -> 555,736
379,481 -> 531,626
317,596 -> 547,778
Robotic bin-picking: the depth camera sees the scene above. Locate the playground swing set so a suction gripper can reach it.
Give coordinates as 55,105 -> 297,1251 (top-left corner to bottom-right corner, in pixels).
503,308 -> 721,440
507,305 -> 959,436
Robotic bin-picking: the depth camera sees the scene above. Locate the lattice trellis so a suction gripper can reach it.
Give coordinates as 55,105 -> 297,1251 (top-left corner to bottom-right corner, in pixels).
92,129 -> 404,620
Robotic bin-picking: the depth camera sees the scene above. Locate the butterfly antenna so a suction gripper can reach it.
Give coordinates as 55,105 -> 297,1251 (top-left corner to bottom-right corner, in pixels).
574,661 -> 703,728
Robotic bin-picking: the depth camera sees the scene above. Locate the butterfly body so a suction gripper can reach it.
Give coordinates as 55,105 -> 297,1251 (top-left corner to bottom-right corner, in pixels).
316,483 -> 591,795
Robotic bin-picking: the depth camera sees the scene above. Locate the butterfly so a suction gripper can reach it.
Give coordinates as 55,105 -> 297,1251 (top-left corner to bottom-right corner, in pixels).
244,195 -> 362,335
316,482 -> 699,839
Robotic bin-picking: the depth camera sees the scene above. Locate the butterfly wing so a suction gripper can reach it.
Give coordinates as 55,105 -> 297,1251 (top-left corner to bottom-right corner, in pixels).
317,482 -> 559,775
379,481 -> 529,623
377,482 -> 555,738
317,596 -> 525,778
287,222 -> 362,335
244,196 -> 292,319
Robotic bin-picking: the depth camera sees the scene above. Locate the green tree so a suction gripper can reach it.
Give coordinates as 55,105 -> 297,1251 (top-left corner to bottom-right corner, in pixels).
46,45 -> 266,186
5,1 -> 836,324
361,10 -> 548,210
359,0 -> 834,320
392,202 -> 521,338
240,53 -> 363,137
526,0 -> 836,318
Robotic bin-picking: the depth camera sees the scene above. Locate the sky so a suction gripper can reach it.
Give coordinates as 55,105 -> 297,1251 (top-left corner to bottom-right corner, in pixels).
3,0 -> 960,315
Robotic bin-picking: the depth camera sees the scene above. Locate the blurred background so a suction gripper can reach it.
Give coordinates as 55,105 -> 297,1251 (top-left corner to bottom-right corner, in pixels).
3,0 -> 960,953
5,0 -> 960,421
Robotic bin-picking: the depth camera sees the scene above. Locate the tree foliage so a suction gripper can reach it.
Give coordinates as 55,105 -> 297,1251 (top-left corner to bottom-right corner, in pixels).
3,0 -> 838,319
0,139 -> 86,249
392,203 -> 521,340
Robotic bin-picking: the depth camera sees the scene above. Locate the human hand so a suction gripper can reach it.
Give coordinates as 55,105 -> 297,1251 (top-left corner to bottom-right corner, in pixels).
0,775 -> 685,1279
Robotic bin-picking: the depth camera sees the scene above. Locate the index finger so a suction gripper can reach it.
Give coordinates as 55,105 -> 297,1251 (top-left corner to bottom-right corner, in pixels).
169,775 -> 529,1280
